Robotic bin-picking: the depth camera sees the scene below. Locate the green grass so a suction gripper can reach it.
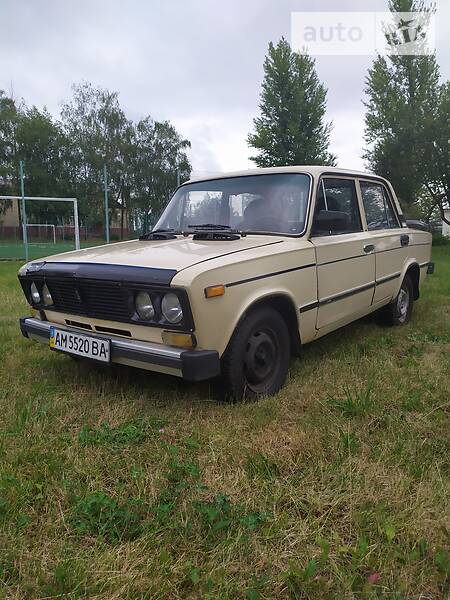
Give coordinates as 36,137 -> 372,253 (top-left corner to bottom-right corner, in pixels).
0,239 -> 107,261
0,249 -> 449,599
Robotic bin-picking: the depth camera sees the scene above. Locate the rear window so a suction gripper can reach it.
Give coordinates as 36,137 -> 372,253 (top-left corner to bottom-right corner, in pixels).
360,181 -> 399,230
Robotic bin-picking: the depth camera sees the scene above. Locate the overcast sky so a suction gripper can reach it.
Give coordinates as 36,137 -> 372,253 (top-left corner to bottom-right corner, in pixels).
1,0 -> 449,176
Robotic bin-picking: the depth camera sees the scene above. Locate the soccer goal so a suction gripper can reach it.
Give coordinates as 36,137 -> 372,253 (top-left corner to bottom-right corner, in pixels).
0,195 -> 80,261
26,223 -> 57,244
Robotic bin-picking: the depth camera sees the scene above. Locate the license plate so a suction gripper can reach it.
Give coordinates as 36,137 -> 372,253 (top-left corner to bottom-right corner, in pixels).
49,327 -> 110,363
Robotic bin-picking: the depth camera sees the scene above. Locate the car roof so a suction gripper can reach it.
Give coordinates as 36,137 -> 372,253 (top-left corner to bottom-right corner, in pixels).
184,165 -> 387,185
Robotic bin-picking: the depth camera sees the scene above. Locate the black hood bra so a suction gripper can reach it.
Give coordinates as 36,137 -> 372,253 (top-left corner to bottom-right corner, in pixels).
20,261 -> 177,286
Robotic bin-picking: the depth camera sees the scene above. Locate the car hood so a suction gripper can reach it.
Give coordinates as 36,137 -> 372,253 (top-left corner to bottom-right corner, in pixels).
23,235 -> 287,273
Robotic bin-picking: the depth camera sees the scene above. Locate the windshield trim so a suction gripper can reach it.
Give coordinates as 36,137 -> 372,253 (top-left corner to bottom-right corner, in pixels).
170,171 -> 313,238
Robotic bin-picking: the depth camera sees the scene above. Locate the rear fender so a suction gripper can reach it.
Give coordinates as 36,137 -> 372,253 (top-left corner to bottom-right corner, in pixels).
393,260 -> 420,300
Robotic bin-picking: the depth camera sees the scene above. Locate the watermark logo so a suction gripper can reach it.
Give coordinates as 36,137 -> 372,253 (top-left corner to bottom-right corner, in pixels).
380,12 -> 432,55
291,11 -> 436,56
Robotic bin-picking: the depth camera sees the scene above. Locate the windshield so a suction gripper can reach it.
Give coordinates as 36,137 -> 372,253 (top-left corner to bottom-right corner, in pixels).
154,173 -> 311,235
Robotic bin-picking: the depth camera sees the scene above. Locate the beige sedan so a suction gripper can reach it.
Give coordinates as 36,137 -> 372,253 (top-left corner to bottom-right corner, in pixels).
18,166 -> 433,400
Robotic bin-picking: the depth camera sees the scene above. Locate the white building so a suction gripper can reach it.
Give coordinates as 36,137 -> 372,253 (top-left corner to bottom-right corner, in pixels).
443,209 -> 450,238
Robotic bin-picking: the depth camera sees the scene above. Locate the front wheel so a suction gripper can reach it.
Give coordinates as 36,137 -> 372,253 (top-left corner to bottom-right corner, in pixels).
218,307 -> 290,401
379,274 -> 414,326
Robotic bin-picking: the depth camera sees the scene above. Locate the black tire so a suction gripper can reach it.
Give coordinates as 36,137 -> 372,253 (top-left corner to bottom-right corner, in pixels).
218,306 -> 290,401
378,273 -> 414,326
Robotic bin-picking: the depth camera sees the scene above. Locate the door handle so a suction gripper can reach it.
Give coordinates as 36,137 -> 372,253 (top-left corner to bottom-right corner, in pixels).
400,234 -> 410,246
364,244 -> 375,253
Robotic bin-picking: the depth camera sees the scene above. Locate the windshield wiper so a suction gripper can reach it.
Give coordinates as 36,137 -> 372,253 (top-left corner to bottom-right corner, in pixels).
187,223 -> 231,230
187,223 -> 247,240
192,230 -> 241,241
139,228 -> 180,240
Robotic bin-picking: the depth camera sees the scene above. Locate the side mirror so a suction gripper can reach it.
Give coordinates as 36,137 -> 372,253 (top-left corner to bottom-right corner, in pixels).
405,219 -> 430,232
314,209 -> 351,232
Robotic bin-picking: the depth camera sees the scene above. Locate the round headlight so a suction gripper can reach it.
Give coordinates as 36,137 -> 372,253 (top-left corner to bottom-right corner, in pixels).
135,291 -> 155,320
161,293 -> 183,324
30,282 -> 41,304
42,284 -> 53,306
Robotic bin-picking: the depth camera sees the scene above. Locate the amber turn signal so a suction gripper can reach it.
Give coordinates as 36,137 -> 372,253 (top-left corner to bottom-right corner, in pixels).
204,284 -> 225,298
161,331 -> 196,349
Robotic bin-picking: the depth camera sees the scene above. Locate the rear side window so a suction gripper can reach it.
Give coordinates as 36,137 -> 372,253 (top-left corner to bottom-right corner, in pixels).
313,178 -> 362,234
360,181 -> 400,230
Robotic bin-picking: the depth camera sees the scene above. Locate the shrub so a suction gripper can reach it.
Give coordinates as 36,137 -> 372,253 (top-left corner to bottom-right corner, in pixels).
432,233 -> 450,246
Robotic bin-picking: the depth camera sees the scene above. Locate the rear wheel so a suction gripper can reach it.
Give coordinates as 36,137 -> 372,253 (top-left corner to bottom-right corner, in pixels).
379,274 -> 414,326
219,307 -> 290,401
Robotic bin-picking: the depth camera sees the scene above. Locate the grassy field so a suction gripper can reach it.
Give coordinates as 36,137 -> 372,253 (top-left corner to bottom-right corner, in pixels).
0,240 -> 107,261
0,249 -> 448,599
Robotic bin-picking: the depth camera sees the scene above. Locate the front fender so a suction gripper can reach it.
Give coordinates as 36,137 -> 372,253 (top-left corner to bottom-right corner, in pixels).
182,265 -> 317,356
194,284 -> 302,357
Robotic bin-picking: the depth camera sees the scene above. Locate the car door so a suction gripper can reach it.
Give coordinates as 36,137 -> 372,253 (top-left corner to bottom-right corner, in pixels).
358,179 -> 405,303
311,177 -> 376,330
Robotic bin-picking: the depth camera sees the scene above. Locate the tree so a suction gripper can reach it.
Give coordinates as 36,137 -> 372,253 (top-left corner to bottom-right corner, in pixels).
0,94 -> 72,222
0,83 -> 192,236
363,0 -> 442,212
248,38 -> 336,167
60,83 -> 191,233
15,107 -> 67,196
16,106 -> 74,223
422,82 -> 450,225
0,91 -> 19,216
0,92 -> 20,191
131,117 -> 191,227
60,82 -> 134,227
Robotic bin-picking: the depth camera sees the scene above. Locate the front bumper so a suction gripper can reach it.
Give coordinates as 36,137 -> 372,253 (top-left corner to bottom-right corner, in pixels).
19,317 -> 220,382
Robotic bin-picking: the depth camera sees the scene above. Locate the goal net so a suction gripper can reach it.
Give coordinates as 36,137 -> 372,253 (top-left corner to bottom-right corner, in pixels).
26,223 -> 56,244
0,195 -> 80,261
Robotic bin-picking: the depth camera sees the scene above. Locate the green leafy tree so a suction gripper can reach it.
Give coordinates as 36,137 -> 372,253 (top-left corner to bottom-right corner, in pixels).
60,82 -> 134,228
0,92 -> 20,217
61,83 -> 191,233
0,83 -> 192,236
363,0 -> 441,212
0,95 -> 73,223
131,117 -> 191,228
15,107 -> 67,196
19,106 -> 74,224
0,91 -> 19,196
422,82 -> 450,225
248,38 -> 336,167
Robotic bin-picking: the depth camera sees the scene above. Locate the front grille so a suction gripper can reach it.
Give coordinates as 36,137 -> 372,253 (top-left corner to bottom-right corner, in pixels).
19,274 -> 194,331
47,279 -> 132,323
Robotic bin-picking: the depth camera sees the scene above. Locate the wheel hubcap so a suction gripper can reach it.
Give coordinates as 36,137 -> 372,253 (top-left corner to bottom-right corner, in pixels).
397,287 -> 410,322
244,329 -> 278,388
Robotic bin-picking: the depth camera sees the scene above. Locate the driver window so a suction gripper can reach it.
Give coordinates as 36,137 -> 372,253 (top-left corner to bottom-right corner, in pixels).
312,178 -> 362,235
